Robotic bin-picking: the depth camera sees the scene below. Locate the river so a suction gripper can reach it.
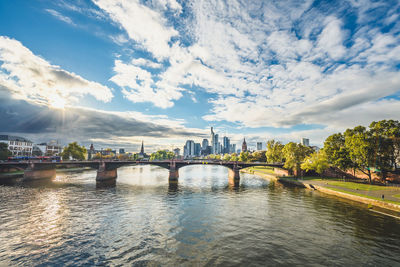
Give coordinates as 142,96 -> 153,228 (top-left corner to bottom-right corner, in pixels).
0,165 -> 399,266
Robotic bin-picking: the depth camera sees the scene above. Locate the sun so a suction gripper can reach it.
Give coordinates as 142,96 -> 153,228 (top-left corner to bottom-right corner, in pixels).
49,95 -> 66,109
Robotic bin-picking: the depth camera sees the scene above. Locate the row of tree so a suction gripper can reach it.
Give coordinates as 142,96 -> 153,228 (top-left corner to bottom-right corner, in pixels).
149,150 -> 175,160
264,120 -> 400,183
323,120 -> 400,182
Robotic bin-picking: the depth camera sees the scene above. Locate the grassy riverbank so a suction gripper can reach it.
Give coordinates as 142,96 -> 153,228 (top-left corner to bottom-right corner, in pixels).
243,166 -> 400,213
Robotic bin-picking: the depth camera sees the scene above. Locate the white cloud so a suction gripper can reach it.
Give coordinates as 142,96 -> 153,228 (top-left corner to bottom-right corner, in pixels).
131,58 -> 162,69
45,9 -> 76,26
94,0 -> 400,136
93,0 -> 178,59
316,17 -> 346,60
0,36 -> 113,106
110,60 -> 182,108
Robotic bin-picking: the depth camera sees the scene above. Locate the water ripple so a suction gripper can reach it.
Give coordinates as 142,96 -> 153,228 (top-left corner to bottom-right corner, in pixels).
0,165 -> 399,266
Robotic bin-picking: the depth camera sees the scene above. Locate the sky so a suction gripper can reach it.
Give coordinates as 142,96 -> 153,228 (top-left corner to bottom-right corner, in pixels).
0,0 -> 399,152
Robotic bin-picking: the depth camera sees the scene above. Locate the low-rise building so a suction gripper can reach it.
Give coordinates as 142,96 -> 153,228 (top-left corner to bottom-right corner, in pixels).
35,141 -> 63,156
0,135 -> 33,156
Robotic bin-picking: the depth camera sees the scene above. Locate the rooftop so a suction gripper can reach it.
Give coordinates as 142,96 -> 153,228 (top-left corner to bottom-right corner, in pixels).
0,134 -> 33,143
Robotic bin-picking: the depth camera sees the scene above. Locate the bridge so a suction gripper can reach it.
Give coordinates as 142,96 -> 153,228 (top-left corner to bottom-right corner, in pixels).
0,160 -> 284,185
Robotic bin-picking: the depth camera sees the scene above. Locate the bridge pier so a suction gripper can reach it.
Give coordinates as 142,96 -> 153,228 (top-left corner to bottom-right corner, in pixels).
23,163 -> 56,181
169,169 -> 179,182
96,162 -> 117,181
96,169 -> 117,181
228,168 -> 240,186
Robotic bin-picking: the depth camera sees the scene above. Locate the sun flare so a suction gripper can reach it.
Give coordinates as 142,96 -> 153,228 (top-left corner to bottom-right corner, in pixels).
49,95 -> 66,109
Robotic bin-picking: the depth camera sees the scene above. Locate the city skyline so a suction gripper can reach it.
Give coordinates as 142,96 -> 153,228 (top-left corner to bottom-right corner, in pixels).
0,0 -> 399,152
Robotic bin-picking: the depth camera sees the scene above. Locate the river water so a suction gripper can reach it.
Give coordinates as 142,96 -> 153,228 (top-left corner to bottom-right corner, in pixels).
0,165 -> 399,266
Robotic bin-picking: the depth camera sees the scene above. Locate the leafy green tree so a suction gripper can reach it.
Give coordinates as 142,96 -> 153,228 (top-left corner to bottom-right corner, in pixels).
265,140 -> 284,163
60,142 -> 87,161
301,150 -> 329,175
247,151 -> 267,162
282,142 -> 313,175
369,120 -> 400,178
324,133 -> 353,171
0,143 -> 12,160
344,126 -> 375,183
150,150 -> 175,160
130,153 -> 139,160
239,151 -> 249,162
230,153 -> 238,161
223,154 -> 231,161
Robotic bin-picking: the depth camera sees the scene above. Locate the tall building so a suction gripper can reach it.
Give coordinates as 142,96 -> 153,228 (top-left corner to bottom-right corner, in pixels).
223,136 -> 230,154
184,140 -> 195,158
214,134 -> 219,154
210,127 -> 215,154
242,138 -> 247,152
202,139 -> 209,150
257,142 -> 263,151
194,143 -> 201,156
301,138 -> 310,147
0,135 -> 33,156
230,144 -> 236,153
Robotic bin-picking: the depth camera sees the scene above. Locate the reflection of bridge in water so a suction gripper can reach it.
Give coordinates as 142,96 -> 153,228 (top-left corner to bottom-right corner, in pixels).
0,160 -> 284,185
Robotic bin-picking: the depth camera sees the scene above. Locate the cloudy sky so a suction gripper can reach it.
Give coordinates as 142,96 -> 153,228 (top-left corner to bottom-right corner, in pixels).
0,0 -> 399,152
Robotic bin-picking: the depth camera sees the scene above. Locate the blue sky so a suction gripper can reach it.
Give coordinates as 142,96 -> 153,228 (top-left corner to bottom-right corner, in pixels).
0,0 -> 399,152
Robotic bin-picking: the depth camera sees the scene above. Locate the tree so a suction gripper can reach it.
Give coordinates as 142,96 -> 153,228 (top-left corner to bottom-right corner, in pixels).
239,151 -> 249,162
282,142 -> 313,175
60,142 -> 87,161
369,120 -> 400,179
0,143 -> 11,160
265,140 -> 284,163
230,153 -> 238,161
118,153 -> 130,160
301,150 -> 329,175
250,151 -> 267,162
344,126 -> 375,183
150,150 -> 175,161
223,154 -> 231,161
324,133 -> 353,171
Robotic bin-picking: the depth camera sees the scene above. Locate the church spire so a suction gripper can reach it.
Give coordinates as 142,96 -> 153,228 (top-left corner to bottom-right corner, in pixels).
242,138 -> 247,152
140,141 -> 144,155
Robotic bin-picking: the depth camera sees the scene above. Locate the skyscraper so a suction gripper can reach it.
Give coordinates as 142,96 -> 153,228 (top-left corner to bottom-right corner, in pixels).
223,136 -> 230,154
257,142 -> 262,151
301,138 -> 310,147
214,134 -> 219,154
194,143 -> 201,156
202,139 -> 209,150
184,140 -> 195,158
210,127 -> 215,154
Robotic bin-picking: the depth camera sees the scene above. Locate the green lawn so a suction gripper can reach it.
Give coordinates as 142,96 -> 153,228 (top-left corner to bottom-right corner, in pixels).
394,194 -> 400,199
325,186 -> 400,205
299,176 -> 339,181
247,166 -> 276,175
323,181 -> 392,191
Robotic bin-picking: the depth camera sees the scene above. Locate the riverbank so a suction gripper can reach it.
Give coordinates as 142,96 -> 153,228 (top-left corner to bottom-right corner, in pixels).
243,167 -> 400,217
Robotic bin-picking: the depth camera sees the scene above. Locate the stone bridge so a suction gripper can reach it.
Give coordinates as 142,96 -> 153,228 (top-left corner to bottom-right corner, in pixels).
0,160 -> 284,185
